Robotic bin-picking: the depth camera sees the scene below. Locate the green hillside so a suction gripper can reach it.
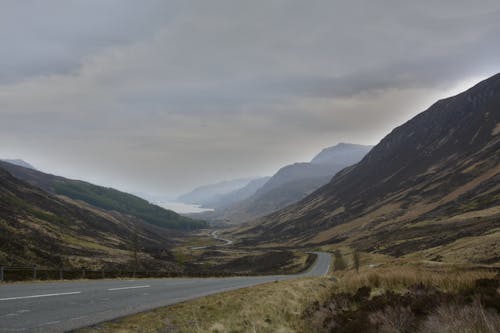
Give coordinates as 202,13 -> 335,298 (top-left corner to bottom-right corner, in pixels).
0,161 -> 207,231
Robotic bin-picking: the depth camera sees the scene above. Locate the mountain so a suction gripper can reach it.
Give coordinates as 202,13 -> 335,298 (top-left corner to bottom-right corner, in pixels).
0,166 -> 179,269
0,159 -> 36,170
237,73 -> 500,264
311,143 -> 376,165
256,143 -> 372,196
198,143 -> 372,224
0,161 -> 207,231
177,177 -> 256,207
209,177 -> 272,209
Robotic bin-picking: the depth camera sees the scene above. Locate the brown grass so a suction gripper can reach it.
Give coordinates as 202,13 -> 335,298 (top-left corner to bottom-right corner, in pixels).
419,300 -> 500,333
336,265 -> 496,293
77,277 -> 336,333
76,251 -> 498,333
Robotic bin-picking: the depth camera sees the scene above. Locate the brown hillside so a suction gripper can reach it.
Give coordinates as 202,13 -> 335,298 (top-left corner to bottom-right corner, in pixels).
0,167 -> 178,270
237,73 -> 500,264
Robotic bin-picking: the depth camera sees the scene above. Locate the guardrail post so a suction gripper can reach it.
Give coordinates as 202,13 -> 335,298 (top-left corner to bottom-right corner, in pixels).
59,267 -> 63,280
101,270 -> 105,279
0,266 -> 4,282
33,265 -> 37,280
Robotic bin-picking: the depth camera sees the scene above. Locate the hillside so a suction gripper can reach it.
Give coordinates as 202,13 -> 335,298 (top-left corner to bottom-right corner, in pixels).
177,177 -> 255,207
199,143 -> 371,224
237,73 -> 500,264
255,143 -> 372,197
0,161 -> 207,230
0,166 -> 179,269
209,176 -> 271,209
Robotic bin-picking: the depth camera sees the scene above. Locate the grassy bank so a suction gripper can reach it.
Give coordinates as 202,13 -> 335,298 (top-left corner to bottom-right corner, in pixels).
77,252 -> 499,333
77,277 -> 336,333
307,265 -> 499,333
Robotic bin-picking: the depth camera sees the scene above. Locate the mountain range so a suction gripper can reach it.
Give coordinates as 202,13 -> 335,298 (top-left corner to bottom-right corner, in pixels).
2,73 -> 499,269
178,177 -> 257,207
236,73 -> 500,264
196,143 -> 372,224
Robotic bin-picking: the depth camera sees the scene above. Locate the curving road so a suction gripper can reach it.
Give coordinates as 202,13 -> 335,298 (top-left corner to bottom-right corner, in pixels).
190,230 -> 233,250
0,252 -> 330,333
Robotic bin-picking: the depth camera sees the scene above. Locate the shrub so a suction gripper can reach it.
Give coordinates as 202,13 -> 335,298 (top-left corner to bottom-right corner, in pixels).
419,300 -> 500,333
369,305 -> 416,333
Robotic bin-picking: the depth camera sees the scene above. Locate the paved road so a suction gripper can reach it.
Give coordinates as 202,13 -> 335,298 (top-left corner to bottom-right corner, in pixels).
0,252 -> 330,333
210,230 -> 233,246
191,230 -> 234,250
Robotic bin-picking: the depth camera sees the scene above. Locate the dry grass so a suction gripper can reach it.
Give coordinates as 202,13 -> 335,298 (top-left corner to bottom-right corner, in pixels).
77,277 -> 336,333
76,251 -> 498,333
419,300 -> 500,333
336,265 -> 496,293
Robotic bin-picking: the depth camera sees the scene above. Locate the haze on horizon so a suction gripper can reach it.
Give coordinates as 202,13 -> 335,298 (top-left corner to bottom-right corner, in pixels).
1,0 -> 499,199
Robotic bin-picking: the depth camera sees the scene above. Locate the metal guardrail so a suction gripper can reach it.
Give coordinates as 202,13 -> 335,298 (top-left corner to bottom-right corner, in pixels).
0,266 -> 249,282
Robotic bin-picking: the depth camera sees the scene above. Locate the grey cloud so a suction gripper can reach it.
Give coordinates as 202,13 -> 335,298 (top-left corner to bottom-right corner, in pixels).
0,0 -> 499,197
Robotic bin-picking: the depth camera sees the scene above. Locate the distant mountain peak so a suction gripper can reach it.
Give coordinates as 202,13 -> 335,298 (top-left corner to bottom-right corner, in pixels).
177,177 -> 258,206
0,159 -> 36,170
311,143 -> 373,165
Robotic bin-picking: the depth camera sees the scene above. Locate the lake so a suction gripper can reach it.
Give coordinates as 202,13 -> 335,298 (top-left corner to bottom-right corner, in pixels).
158,201 -> 214,214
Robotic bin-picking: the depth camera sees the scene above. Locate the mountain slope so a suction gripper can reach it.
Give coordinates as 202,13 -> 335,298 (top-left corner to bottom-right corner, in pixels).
255,143 -> 372,197
202,143 -> 371,224
0,166 -> 178,269
0,161 -> 207,230
178,177 -> 255,207
209,176 -> 272,209
238,73 -> 500,264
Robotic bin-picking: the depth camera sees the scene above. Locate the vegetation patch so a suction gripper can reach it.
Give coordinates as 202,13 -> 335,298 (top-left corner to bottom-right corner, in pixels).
53,181 -> 207,230
305,265 -> 499,333
77,277 -> 336,333
306,278 -> 500,333
74,248 -> 499,333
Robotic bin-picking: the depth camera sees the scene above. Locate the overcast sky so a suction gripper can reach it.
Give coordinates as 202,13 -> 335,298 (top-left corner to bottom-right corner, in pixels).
1,0 -> 499,199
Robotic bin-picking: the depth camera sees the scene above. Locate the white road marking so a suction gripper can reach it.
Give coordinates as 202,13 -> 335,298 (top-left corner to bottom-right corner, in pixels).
107,285 -> 150,291
324,260 -> 331,276
0,291 -> 81,301
1,309 -> 32,317
38,320 -> 61,326
69,315 -> 88,321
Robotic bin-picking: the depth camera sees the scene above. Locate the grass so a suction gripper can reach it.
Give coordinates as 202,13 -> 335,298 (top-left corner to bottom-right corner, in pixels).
171,232 -> 315,276
75,250 -> 499,333
77,277 -> 336,333
335,265 -> 497,293
305,251 -> 499,333
52,181 -> 207,230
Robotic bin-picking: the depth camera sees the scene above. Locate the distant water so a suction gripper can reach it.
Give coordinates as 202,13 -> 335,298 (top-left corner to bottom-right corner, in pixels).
159,201 -> 214,214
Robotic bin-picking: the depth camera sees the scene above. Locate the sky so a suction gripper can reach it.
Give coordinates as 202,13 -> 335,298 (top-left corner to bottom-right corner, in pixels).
1,0 -> 499,200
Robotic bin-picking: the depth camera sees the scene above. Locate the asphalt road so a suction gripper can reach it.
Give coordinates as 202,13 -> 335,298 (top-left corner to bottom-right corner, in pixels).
190,230 -> 234,250
0,252 -> 331,333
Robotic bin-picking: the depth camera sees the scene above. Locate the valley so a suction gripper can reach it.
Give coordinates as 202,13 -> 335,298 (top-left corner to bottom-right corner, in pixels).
2,2 -> 500,332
